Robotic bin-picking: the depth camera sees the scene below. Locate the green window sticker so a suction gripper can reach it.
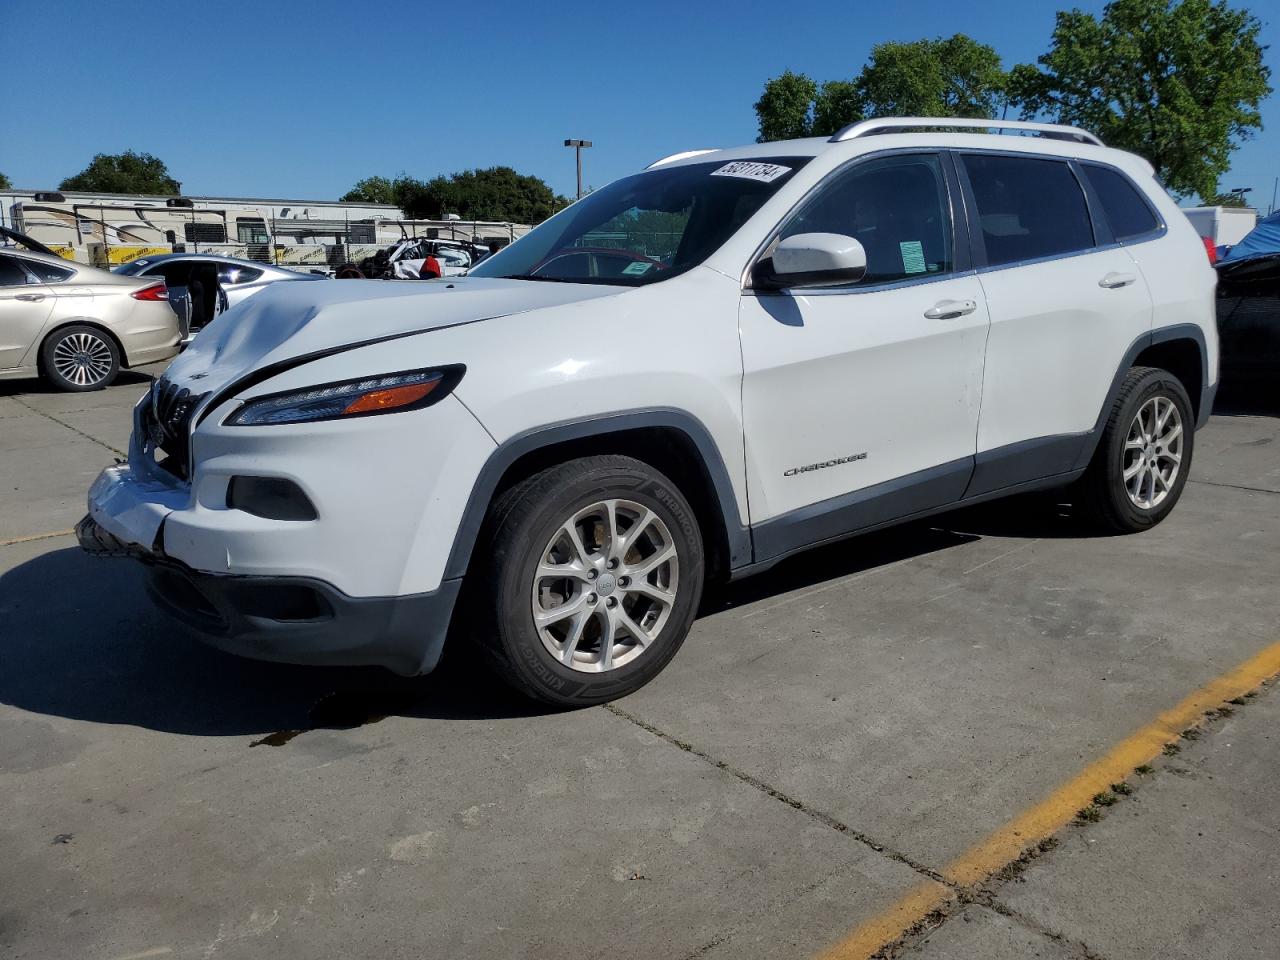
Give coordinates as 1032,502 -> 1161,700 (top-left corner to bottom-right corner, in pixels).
621,260 -> 653,276
899,240 -> 927,275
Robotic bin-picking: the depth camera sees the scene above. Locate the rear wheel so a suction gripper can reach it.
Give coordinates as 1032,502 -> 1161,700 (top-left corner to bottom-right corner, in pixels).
474,455 -> 704,706
40,325 -> 120,391
1077,366 -> 1193,532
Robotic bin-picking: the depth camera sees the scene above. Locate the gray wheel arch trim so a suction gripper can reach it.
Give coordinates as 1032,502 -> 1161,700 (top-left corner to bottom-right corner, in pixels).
1073,323 -> 1212,472
442,408 -> 752,581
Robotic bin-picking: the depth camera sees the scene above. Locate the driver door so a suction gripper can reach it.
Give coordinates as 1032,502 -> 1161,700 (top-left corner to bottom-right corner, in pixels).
739,151 -> 991,558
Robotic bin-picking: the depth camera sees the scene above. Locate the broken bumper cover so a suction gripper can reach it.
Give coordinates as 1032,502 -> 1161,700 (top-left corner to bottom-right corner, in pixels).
78,512 -> 460,676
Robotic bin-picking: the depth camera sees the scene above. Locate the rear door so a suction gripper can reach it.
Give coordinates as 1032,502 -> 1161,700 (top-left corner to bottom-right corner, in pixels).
957,151 -> 1152,495
0,254 -> 54,368
739,151 -> 991,558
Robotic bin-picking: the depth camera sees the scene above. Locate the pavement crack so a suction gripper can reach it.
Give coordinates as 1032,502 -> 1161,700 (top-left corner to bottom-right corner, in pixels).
603,703 -> 951,887
1188,478 -> 1280,496
12,396 -> 126,458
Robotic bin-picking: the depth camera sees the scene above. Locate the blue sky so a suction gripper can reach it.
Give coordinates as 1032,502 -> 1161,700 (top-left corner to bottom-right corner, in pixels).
3,0 -> 1277,210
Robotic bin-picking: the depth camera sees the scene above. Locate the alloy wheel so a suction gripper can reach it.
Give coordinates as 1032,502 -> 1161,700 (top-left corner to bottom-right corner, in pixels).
531,499 -> 679,673
51,332 -> 114,387
1122,396 -> 1183,509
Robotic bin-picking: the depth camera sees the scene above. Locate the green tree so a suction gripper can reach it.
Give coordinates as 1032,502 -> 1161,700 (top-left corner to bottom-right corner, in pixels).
755,70 -> 818,142
813,80 -> 865,138
1009,0 -> 1272,199
400,167 -> 566,223
59,151 -> 180,194
340,175 -> 399,205
858,35 -> 1007,119
754,37 -> 1006,142
0,171 -> 11,190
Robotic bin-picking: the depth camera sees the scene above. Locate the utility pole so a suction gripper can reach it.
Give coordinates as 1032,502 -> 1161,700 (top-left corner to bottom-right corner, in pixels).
564,139 -> 592,200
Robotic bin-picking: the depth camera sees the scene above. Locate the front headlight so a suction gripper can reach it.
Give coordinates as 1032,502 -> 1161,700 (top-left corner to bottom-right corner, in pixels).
226,366 -> 464,426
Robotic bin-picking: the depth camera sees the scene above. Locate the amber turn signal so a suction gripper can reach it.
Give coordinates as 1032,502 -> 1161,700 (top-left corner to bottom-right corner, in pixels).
342,380 -> 439,415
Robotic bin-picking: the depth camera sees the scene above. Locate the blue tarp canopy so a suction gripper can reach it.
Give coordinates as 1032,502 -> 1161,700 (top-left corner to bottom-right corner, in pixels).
1222,211 -> 1280,262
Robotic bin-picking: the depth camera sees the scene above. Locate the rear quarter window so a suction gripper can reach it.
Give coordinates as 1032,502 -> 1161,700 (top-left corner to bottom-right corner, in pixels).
1081,165 -> 1161,241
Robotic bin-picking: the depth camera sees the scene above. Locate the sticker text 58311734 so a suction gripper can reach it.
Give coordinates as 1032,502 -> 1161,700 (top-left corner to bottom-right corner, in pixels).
710,161 -> 793,184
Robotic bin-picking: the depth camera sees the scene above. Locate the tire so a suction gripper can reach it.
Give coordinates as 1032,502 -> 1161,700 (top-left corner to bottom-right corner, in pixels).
40,324 -> 121,391
1076,366 -> 1194,533
473,455 -> 705,706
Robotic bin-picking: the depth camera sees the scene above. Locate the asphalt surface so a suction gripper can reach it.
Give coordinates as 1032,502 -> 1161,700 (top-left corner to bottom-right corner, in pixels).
1,365 -> 1278,960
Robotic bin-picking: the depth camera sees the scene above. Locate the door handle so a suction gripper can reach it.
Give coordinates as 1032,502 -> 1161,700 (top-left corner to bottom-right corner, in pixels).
1098,272 -> 1137,289
14,293 -> 47,302
923,299 -> 977,320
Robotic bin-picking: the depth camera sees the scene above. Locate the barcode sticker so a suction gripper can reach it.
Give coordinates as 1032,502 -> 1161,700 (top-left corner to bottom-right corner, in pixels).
710,161 -> 792,183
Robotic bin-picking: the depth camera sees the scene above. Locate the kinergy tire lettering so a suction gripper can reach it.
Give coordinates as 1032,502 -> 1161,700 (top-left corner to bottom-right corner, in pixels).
784,452 -> 867,477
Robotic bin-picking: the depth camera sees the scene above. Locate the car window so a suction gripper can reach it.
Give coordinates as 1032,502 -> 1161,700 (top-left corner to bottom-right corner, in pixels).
961,154 -> 1094,267
779,152 -> 954,285
0,254 -> 34,287
1081,165 -> 1160,241
156,263 -> 193,285
592,253 -> 645,278
536,251 -> 592,279
471,156 -> 810,286
219,265 -> 263,285
24,260 -> 74,283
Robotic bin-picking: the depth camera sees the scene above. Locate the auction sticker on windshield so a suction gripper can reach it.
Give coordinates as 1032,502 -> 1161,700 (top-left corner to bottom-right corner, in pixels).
710,161 -> 792,183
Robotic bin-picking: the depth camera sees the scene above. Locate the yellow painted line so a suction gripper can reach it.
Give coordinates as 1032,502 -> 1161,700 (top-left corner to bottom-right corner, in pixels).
815,881 -> 953,960
1,528 -> 75,547
816,639 -> 1280,960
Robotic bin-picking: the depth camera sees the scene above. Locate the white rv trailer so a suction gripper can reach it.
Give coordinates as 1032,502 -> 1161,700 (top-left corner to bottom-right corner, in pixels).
0,189 -> 530,271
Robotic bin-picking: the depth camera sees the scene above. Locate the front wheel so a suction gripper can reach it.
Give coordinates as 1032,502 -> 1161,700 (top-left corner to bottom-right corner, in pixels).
1076,366 -> 1194,533
474,455 -> 704,706
40,325 -> 121,391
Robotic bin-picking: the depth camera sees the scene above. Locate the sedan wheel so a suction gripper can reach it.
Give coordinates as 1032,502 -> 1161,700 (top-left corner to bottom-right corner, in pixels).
41,325 -> 121,392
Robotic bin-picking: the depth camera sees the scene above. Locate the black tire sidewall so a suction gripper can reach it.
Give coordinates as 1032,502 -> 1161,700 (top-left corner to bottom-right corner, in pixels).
1098,371 -> 1194,529
489,460 -> 704,706
40,325 -> 120,392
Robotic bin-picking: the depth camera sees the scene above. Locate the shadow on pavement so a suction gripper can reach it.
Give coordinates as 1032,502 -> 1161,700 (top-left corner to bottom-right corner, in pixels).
1213,378 -> 1280,418
0,369 -> 154,398
1,496 -> 1093,738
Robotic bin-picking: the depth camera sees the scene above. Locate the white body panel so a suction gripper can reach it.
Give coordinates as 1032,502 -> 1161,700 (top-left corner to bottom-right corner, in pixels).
975,246 -> 1152,452
739,276 -> 989,521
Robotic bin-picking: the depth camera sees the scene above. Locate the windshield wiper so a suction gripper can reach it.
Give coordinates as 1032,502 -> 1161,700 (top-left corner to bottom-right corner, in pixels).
497,274 -> 576,283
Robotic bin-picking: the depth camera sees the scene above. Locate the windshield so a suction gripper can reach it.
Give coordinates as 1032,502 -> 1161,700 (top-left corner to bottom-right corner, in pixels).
113,260 -> 152,275
470,156 -> 810,285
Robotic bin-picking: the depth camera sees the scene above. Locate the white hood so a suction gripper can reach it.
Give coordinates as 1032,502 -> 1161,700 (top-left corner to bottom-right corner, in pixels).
163,277 -> 622,395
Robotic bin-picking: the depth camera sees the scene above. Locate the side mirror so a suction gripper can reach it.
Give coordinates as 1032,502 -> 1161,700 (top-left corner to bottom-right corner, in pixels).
755,233 -> 867,289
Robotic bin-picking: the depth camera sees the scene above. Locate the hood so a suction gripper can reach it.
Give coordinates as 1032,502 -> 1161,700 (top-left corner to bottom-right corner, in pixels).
163,276 -> 622,395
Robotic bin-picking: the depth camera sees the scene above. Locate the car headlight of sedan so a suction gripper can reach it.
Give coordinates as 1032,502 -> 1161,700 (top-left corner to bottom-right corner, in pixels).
226,366 -> 464,426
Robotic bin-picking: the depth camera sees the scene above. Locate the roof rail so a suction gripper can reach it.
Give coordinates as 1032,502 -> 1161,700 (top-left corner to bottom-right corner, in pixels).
829,117 -> 1103,147
646,148 -> 718,169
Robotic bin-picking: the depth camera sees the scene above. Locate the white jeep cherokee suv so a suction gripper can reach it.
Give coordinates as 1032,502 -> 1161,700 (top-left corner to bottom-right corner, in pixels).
80,118 -> 1218,706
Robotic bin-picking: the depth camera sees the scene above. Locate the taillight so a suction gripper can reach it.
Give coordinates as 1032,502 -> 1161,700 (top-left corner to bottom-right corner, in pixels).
131,282 -> 169,301
1201,236 -> 1217,264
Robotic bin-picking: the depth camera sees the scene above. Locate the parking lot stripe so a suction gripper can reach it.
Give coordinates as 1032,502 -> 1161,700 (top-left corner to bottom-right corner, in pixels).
1,529 -> 75,547
815,639 -> 1280,959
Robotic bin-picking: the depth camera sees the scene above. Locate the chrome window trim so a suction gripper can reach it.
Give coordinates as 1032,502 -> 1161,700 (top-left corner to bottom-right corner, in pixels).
742,267 -> 978,299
